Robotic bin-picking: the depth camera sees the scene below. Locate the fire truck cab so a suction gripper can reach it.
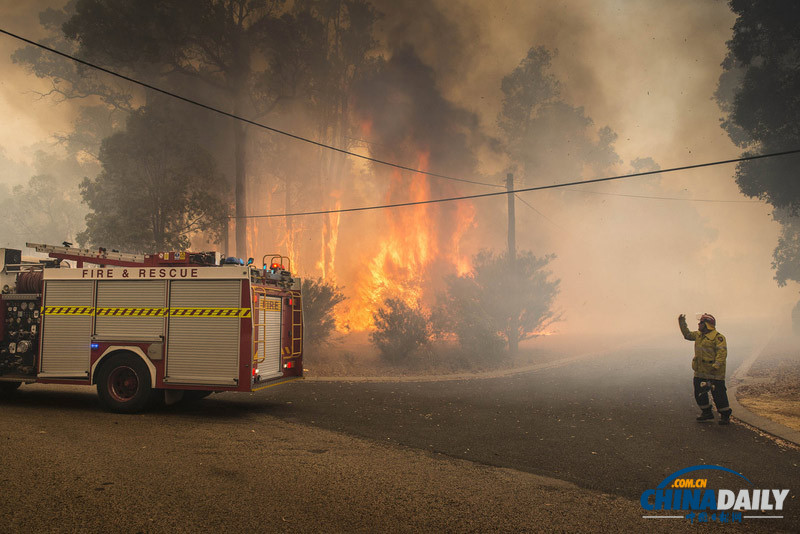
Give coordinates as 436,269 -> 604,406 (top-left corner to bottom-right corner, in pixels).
0,243 -> 303,412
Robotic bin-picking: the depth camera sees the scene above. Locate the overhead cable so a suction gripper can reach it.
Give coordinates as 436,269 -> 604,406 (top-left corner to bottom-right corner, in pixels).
2,29 -> 793,219
0,28 -> 503,190
514,194 -> 564,230
235,148 -> 800,218
564,189 -> 762,203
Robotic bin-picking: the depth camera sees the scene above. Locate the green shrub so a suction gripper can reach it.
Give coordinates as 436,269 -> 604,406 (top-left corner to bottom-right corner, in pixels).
370,298 -> 430,364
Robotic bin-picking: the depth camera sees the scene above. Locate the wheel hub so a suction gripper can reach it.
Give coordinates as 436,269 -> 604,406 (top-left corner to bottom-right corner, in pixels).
108,366 -> 139,402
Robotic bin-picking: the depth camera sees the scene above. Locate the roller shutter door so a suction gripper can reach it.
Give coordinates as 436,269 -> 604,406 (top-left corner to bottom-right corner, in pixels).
165,280 -> 241,385
254,296 -> 282,377
95,280 -> 166,339
40,280 -> 93,377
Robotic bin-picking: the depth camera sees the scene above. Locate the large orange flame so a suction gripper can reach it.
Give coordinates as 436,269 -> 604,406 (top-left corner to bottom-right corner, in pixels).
340,152 -> 474,331
240,146 -> 475,334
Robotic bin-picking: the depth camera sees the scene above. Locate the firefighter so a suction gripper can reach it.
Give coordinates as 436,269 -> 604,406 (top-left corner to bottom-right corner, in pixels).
678,313 -> 732,425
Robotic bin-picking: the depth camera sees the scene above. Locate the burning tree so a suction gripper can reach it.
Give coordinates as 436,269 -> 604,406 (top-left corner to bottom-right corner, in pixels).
435,250 -> 560,359
341,47 -> 483,331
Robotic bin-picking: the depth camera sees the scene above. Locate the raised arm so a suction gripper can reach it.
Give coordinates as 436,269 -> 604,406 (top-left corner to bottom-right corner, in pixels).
678,314 -> 698,341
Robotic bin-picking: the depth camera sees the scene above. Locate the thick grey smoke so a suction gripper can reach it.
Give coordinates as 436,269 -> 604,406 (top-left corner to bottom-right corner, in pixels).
0,0 -> 794,339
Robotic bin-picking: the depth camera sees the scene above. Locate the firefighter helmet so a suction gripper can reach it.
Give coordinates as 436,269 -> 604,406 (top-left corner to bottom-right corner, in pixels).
699,313 -> 716,327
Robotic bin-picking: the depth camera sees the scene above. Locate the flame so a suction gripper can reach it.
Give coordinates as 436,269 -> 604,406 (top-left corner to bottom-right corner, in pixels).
239,140 -> 476,335
326,193 -> 342,278
360,119 -> 373,138
340,152 -> 475,331
531,330 -> 557,337
248,219 -> 256,260
316,195 -> 341,280
450,201 -> 476,276
243,179 -> 306,270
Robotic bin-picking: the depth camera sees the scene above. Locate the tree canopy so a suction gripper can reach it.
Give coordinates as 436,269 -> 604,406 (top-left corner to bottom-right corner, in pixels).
716,1 -> 800,285
301,277 -> 347,346
498,46 -> 621,183
370,298 -> 430,363
435,249 -> 560,358
78,104 -> 228,252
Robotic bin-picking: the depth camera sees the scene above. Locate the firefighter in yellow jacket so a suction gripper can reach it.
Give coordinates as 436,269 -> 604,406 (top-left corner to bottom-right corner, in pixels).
679,313 -> 732,424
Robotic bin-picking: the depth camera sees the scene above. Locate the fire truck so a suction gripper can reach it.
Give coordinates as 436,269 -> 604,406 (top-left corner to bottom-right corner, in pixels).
0,243 -> 303,413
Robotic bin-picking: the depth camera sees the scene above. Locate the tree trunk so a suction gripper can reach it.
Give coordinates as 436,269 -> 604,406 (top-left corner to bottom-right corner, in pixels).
233,116 -> 248,259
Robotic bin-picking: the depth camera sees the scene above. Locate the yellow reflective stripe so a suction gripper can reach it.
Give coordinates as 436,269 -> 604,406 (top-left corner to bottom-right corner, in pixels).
168,308 -> 251,318
96,308 -> 167,317
43,306 -> 94,315
43,307 -> 251,317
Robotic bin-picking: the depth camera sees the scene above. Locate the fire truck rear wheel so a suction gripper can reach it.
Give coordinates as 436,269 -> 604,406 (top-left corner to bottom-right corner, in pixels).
96,353 -> 156,413
0,381 -> 22,394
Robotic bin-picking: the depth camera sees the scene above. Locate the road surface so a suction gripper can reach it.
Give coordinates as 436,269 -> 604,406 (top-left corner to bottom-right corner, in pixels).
1,332 -> 797,532
257,332 -> 800,531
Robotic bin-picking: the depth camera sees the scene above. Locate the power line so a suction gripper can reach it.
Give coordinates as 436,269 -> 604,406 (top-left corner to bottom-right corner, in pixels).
236,148 -> 800,218
2,28 -> 793,218
0,28 -> 503,190
563,188 -> 762,203
514,194 -> 564,230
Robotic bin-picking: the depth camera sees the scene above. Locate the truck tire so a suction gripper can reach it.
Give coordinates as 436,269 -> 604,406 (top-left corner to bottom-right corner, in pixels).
0,381 -> 22,394
96,353 -> 156,413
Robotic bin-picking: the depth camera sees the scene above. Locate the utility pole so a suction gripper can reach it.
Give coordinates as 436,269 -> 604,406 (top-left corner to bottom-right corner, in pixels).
506,172 -> 518,356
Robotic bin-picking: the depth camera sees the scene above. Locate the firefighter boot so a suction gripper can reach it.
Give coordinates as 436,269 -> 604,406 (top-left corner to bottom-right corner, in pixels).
718,411 -> 731,425
696,408 -> 714,422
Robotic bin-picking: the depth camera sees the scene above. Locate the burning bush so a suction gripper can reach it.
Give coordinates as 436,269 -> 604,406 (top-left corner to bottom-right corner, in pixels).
301,278 -> 347,346
435,249 -> 560,359
370,298 -> 431,363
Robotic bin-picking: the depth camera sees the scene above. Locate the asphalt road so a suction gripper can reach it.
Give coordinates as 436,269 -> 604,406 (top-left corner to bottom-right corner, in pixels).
254,332 -> 800,531
1,331 -> 798,532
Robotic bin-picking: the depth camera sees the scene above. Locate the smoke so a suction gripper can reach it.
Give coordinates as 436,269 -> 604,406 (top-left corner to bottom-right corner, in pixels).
1,0 -> 795,340
366,0 -> 795,338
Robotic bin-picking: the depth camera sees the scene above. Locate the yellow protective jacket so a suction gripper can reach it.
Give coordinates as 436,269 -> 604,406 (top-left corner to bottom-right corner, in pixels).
679,317 -> 727,379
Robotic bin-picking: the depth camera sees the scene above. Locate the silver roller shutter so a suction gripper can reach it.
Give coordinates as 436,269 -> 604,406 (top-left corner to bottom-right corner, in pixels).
40,280 -> 93,377
95,280 -> 166,339
165,280 -> 241,385
257,297 -> 282,376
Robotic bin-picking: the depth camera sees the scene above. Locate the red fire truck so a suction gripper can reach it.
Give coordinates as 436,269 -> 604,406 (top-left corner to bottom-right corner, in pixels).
0,243 -> 303,412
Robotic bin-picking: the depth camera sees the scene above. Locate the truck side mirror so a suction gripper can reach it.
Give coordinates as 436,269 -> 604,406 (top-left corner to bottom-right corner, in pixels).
246,257 -> 254,265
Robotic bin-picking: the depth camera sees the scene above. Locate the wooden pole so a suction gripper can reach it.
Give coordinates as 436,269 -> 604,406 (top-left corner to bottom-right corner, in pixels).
506,173 -> 518,356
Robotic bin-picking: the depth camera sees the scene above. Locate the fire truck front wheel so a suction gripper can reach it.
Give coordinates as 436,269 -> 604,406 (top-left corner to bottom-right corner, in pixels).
96,353 -> 157,413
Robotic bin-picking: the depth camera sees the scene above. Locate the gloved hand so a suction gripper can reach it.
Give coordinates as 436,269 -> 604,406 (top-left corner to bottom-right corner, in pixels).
679,314 -> 686,323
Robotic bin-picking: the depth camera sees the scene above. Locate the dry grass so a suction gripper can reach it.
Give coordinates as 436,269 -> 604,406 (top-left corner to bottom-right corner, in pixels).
737,336 -> 800,432
300,332 -> 580,378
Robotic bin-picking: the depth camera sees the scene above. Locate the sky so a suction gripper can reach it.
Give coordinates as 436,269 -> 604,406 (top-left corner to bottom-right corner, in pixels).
0,0 -> 796,337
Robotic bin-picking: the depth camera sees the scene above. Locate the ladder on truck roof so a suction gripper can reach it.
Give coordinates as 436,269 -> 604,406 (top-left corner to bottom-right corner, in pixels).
28,242 -> 146,265
25,242 -> 213,268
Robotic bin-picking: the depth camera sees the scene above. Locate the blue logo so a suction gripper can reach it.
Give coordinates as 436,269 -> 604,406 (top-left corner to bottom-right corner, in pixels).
640,465 -> 789,524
